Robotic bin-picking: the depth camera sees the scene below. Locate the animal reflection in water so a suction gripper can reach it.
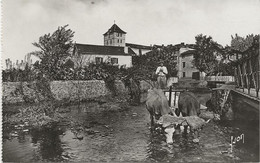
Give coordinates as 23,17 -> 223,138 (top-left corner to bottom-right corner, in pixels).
146,88 -> 207,144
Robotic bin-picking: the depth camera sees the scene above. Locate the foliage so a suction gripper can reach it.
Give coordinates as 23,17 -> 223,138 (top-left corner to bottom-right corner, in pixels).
2,63 -> 37,82
134,45 -> 178,77
193,34 -> 221,75
30,25 -> 75,80
193,34 -> 235,76
3,103 -> 63,128
230,34 -> 256,52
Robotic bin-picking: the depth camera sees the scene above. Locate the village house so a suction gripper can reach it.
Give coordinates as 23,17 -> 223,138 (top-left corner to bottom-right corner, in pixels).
72,23 -> 152,68
177,46 -> 205,79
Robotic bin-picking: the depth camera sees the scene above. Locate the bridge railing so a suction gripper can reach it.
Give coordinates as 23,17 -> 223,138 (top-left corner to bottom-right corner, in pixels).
205,76 -> 235,83
164,86 -> 185,108
234,42 -> 259,98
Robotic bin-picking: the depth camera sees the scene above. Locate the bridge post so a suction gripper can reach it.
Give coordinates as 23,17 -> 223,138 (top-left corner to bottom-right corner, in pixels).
174,90 -> 177,106
168,85 -> 172,107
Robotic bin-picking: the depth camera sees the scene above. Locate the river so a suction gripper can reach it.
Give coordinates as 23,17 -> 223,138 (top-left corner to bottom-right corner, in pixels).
3,102 -> 259,162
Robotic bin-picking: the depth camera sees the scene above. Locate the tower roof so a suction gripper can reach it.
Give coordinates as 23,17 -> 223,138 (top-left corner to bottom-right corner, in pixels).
103,24 -> 126,35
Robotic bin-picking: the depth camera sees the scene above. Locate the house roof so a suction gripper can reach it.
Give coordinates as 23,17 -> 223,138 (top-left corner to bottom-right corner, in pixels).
126,43 -> 152,50
180,49 -> 197,56
103,24 -> 127,35
127,48 -> 137,56
74,43 -> 131,56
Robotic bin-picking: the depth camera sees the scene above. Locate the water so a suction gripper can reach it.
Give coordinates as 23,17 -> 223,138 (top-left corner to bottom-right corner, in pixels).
3,103 -> 259,162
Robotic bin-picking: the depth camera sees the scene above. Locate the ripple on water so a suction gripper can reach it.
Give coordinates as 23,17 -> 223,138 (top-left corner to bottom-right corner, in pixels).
3,103 -> 259,162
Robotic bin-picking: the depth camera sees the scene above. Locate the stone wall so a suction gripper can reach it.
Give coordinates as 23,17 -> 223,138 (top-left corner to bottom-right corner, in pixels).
2,80 -> 128,104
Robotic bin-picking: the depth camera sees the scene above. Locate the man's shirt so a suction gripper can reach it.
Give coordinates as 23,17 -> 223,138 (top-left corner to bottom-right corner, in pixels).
156,66 -> 168,76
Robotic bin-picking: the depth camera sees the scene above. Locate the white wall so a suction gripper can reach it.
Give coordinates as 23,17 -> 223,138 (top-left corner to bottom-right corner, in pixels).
178,53 -> 199,78
104,33 -> 126,47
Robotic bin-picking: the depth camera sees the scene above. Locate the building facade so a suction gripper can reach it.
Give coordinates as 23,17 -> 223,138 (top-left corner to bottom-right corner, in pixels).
73,43 -> 132,68
103,24 -> 126,47
73,23 -> 153,68
177,47 -> 201,79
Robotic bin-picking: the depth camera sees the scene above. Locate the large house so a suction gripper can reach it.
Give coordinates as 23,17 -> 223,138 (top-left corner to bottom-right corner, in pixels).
72,23 -> 152,68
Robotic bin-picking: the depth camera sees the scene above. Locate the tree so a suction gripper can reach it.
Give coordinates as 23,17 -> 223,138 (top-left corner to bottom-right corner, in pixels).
132,45 -> 179,80
230,34 -> 256,52
193,34 -> 223,75
30,25 -> 75,80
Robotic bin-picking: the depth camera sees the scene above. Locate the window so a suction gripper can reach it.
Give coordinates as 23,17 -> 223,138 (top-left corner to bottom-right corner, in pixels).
120,39 -> 122,43
117,33 -> 119,37
95,57 -> 103,64
183,72 -> 186,77
111,58 -> 118,65
182,62 -> 185,68
118,39 -> 119,43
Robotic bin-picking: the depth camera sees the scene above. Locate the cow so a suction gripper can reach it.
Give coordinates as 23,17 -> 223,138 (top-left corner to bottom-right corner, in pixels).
146,88 -> 172,125
146,87 -> 176,144
176,91 -> 200,117
175,91 -> 201,139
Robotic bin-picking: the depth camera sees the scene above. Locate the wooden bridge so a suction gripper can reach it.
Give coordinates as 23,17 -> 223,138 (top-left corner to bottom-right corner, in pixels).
222,38 -> 259,120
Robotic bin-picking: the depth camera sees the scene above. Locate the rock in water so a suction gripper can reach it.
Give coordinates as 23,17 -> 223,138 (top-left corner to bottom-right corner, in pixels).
193,138 -> 200,143
184,116 -> 206,130
158,114 -> 187,128
158,115 -> 206,130
199,110 -> 215,120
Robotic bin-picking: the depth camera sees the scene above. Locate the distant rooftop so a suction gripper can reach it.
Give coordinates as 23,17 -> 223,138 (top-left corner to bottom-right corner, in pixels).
103,24 -> 127,35
180,49 -> 197,56
126,43 -> 152,50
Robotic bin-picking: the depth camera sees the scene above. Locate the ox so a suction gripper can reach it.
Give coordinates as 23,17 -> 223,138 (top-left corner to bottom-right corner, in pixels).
146,88 -> 176,144
175,91 -> 201,140
176,91 -> 201,117
146,88 -> 172,124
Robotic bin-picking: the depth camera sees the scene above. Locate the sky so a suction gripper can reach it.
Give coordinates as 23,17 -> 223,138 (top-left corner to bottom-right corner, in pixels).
2,0 -> 260,68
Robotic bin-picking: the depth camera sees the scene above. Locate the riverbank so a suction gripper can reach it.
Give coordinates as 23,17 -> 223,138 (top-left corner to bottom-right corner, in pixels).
3,93 -> 131,131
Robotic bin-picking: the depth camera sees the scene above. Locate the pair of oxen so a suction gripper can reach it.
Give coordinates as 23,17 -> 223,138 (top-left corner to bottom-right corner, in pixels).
146,87 -> 204,144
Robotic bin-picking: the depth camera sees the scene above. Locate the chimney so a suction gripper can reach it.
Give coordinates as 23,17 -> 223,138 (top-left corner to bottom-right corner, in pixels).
124,46 -> 128,54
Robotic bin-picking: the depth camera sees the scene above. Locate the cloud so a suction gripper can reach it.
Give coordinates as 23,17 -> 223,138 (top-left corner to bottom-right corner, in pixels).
2,0 -> 260,64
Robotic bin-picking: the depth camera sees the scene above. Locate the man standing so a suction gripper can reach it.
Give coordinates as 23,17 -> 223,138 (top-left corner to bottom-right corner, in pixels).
156,62 -> 168,89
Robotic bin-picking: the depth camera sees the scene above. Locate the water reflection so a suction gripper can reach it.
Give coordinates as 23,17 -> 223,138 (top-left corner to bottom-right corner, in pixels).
147,128 -> 169,161
30,127 -> 65,161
